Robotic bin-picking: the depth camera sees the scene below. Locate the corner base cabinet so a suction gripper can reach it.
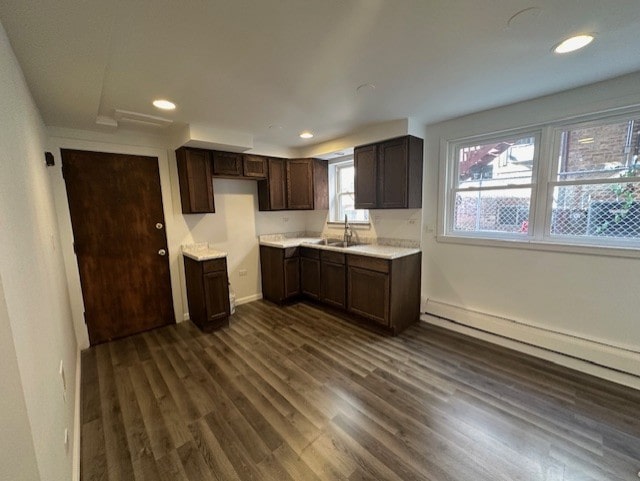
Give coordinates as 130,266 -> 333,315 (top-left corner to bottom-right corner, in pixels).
184,256 -> 230,332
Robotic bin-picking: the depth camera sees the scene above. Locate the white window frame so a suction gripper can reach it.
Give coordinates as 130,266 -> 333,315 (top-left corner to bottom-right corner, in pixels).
443,129 -> 542,241
328,158 -> 369,224
439,107 -> 640,258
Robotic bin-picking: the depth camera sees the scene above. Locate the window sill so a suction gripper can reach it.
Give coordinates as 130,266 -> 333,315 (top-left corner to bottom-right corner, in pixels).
435,233 -> 640,259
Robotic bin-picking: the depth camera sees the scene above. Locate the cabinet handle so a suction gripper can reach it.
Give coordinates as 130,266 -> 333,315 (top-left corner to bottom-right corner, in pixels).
158,249 -> 167,256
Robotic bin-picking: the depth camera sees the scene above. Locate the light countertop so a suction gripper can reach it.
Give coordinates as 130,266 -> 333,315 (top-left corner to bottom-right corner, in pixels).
259,237 -> 420,260
182,243 -> 228,261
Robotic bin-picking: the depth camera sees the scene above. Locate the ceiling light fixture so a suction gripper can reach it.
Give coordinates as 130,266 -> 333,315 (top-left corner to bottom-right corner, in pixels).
553,34 -> 594,54
152,99 -> 176,110
299,131 -> 314,139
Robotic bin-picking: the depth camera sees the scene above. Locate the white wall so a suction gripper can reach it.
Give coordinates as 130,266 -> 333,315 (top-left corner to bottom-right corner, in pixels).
0,22 -> 77,481
422,71 -> 640,387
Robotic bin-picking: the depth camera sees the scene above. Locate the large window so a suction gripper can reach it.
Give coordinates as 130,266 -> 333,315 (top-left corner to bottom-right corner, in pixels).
329,158 -> 369,223
443,111 -> 640,251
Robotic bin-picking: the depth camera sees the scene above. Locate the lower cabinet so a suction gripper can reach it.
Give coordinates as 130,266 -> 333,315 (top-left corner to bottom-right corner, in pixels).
260,245 -> 300,303
184,256 -> 230,332
319,251 -> 346,309
259,245 -> 421,335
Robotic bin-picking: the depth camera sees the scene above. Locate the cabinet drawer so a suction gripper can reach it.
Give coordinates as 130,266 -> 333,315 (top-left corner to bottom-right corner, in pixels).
202,258 -> 227,273
300,247 -> 320,259
347,254 -> 389,273
284,247 -> 299,259
321,250 -> 345,265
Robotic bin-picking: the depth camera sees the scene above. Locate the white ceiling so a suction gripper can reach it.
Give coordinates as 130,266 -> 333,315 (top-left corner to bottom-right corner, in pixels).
1,0 -> 640,148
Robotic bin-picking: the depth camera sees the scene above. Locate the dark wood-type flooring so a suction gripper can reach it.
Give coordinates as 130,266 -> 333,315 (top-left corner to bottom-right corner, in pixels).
81,300 -> 640,480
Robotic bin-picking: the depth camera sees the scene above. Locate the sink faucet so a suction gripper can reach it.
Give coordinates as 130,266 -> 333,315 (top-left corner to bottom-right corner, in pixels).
343,214 -> 353,246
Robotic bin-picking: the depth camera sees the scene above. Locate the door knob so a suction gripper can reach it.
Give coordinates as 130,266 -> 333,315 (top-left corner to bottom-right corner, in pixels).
158,249 -> 167,256
155,223 -> 163,230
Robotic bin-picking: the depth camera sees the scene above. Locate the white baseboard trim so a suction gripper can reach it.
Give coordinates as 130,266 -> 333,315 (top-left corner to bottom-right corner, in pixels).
423,299 -> 640,391
236,293 -> 262,306
72,347 -> 82,481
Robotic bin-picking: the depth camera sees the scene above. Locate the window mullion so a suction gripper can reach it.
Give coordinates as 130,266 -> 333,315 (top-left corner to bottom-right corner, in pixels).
532,126 -> 553,241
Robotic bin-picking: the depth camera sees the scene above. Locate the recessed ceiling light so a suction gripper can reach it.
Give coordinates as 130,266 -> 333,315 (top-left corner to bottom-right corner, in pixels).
152,99 -> 176,110
299,131 -> 314,139
553,34 -> 594,54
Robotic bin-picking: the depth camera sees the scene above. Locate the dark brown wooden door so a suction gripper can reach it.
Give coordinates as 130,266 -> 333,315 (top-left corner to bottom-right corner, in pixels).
287,159 -> 314,209
62,149 -> 175,344
378,137 -> 408,208
354,144 -> 378,209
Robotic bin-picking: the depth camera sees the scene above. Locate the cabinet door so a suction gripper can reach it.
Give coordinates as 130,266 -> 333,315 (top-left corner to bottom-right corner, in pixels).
242,154 -> 267,178
203,270 -> 230,325
320,261 -> 346,308
287,159 -> 314,209
176,148 -> 215,214
300,257 -> 320,299
378,137 -> 408,208
258,158 -> 287,211
212,151 -> 242,176
347,266 -> 389,325
354,144 -> 378,209
284,257 -> 300,298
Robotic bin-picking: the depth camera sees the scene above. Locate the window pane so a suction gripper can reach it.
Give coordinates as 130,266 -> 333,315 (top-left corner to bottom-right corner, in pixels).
338,166 -> 354,193
550,181 -> 640,238
339,193 -> 369,222
458,136 -> 535,187
556,119 -> 640,181
454,188 -> 531,233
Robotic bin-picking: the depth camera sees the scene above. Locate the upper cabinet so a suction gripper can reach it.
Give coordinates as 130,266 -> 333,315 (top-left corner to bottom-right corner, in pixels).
176,147 -> 215,214
258,158 -> 287,211
175,148 -> 328,214
242,154 -> 267,178
212,151 -> 242,176
354,135 -> 423,209
286,158 -> 328,210
259,158 -> 328,211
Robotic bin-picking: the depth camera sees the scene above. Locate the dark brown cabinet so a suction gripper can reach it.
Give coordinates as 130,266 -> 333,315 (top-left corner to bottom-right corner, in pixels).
176,147 -> 215,214
242,154 -> 267,178
260,158 -> 328,211
258,158 -> 287,211
184,256 -> 230,331
354,135 -> 423,209
212,151 -> 242,176
319,251 -> 346,309
346,252 -> 421,334
300,248 -> 320,299
260,245 -> 300,303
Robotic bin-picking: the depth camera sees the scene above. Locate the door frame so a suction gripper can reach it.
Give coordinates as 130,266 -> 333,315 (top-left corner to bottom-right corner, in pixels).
48,134 -> 184,349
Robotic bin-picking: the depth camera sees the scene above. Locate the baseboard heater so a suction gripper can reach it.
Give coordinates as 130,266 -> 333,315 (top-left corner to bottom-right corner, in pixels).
421,299 -> 640,388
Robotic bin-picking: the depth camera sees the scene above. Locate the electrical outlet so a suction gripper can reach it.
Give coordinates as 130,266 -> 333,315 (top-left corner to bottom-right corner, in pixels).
282,217 -> 289,223
408,219 -> 416,225
239,269 -> 248,277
